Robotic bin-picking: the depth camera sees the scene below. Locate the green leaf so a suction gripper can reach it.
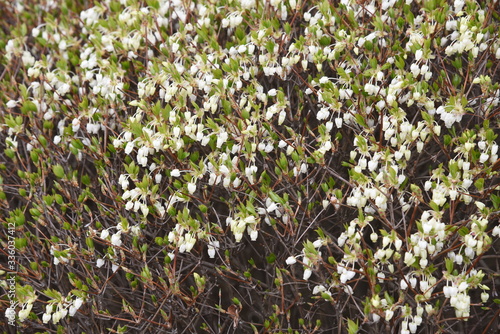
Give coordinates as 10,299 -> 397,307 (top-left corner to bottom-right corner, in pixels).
458,226 -> 469,237
43,195 -> 54,206
491,194 -> 500,210
269,191 -> 284,205
443,134 -> 452,146
53,164 -> 65,178
474,178 -> 484,192
321,91 -> 333,103
44,288 -> 62,300
266,253 -> 276,264
21,101 -> 37,114
347,318 -> 359,334
5,149 -> 15,159
15,238 -> 28,250
354,114 -> 367,128
485,128 -> 496,142
445,258 -> 454,273
337,67 -> 349,81
319,36 -> 331,46
30,150 -> 39,164
452,74 -> 461,87
429,201 -> 440,211
321,292 -> 333,301
81,174 -> 91,186
449,160 -> 458,178
265,40 -> 275,54
86,237 -> 94,249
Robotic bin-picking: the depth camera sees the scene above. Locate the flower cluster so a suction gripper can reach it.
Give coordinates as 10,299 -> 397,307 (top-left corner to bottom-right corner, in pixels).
42,293 -> 85,325
1,0 -> 499,332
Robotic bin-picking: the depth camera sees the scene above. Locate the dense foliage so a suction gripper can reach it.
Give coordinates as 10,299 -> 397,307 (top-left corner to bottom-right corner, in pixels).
1,0 -> 500,333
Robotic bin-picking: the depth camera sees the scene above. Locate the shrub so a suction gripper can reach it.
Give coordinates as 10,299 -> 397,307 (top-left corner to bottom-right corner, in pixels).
1,0 -> 499,333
